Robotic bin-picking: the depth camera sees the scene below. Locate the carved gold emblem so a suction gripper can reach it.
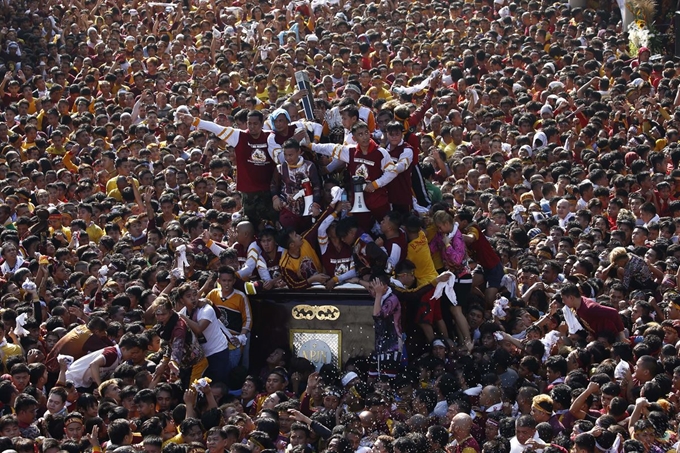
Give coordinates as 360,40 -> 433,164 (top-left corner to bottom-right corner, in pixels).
292,305 -> 340,321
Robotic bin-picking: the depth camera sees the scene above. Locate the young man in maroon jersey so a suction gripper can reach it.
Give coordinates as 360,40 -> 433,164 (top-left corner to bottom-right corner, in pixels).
311,121 -> 397,231
178,110 -> 280,230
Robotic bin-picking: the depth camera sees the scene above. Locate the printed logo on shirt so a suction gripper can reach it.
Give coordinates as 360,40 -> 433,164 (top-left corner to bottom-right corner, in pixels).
355,164 -> 369,180
300,257 -> 316,279
250,149 -> 267,164
334,262 -> 350,276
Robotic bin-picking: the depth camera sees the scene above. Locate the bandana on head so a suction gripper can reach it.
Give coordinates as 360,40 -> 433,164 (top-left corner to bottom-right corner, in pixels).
269,108 -> 291,129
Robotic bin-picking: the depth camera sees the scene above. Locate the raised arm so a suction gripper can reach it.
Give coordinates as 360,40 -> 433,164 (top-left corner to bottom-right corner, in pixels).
570,381 -> 599,419
177,112 -> 241,147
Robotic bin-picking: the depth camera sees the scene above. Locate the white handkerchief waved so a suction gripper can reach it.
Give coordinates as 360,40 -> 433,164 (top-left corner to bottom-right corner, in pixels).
14,313 -> 29,337
432,272 -> 457,306
492,296 -> 510,319
562,305 -> 585,334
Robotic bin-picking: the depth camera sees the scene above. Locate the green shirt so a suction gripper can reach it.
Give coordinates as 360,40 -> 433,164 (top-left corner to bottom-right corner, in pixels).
425,180 -> 442,203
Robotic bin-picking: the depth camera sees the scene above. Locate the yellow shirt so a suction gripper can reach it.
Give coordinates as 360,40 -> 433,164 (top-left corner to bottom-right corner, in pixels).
49,225 -> 72,242
105,176 -> 139,194
256,90 -> 269,103
0,342 -> 22,364
21,141 -> 36,151
162,433 -> 183,448
46,145 -> 66,156
407,230 -> 438,286
425,225 -> 445,271
279,239 -> 323,289
277,86 -> 294,98
206,288 -> 252,349
107,188 -> 123,202
367,86 -> 393,100
443,140 -> 470,159
86,223 -> 104,244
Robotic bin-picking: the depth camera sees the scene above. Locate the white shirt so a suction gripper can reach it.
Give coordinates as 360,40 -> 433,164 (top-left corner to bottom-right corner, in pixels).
180,304 -> 229,357
509,432 -> 543,453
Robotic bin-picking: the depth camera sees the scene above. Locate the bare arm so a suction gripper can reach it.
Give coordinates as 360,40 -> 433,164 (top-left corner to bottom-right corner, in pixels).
570,382 -> 599,418
184,388 -> 198,418
628,398 -> 648,438
180,309 -> 211,335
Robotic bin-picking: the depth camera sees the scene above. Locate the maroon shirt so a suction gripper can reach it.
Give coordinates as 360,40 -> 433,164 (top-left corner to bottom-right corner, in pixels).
234,130 -> 274,193
576,297 -> 625,336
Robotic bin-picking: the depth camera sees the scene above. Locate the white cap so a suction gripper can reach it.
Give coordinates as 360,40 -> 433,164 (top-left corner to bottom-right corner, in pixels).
548,81 -> 564,91
540,104 -> 553,116
341,371 -> 358,387
306,34 -> 319,42
129,8 -> 138,15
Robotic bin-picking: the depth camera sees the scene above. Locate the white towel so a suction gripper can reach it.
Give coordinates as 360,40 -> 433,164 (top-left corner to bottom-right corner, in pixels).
562,306 -> 585,334
14,313 -> 29,337
21,278 -> 36,293
98,264 -> 109,285
492,296 -> 510,319
432,271 -> 457,306
57,354 -> 74,369
540,331 -> 562,362
391,278 -> 405,289
176,245 -> 190,279
463,384 -> 482,396
412,197 -> 429,214
485,402 -> 503,413
330,186 -> 344,205
392,70 -> 440,96
512,205 -> 526,224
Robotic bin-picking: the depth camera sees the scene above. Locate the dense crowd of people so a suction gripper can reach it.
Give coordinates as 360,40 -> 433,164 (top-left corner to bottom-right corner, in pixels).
0,0 -> 678,452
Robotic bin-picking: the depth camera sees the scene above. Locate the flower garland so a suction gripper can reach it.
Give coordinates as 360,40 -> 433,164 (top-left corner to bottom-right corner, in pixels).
625,0 -> 662,56
628,20 -> 651,57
